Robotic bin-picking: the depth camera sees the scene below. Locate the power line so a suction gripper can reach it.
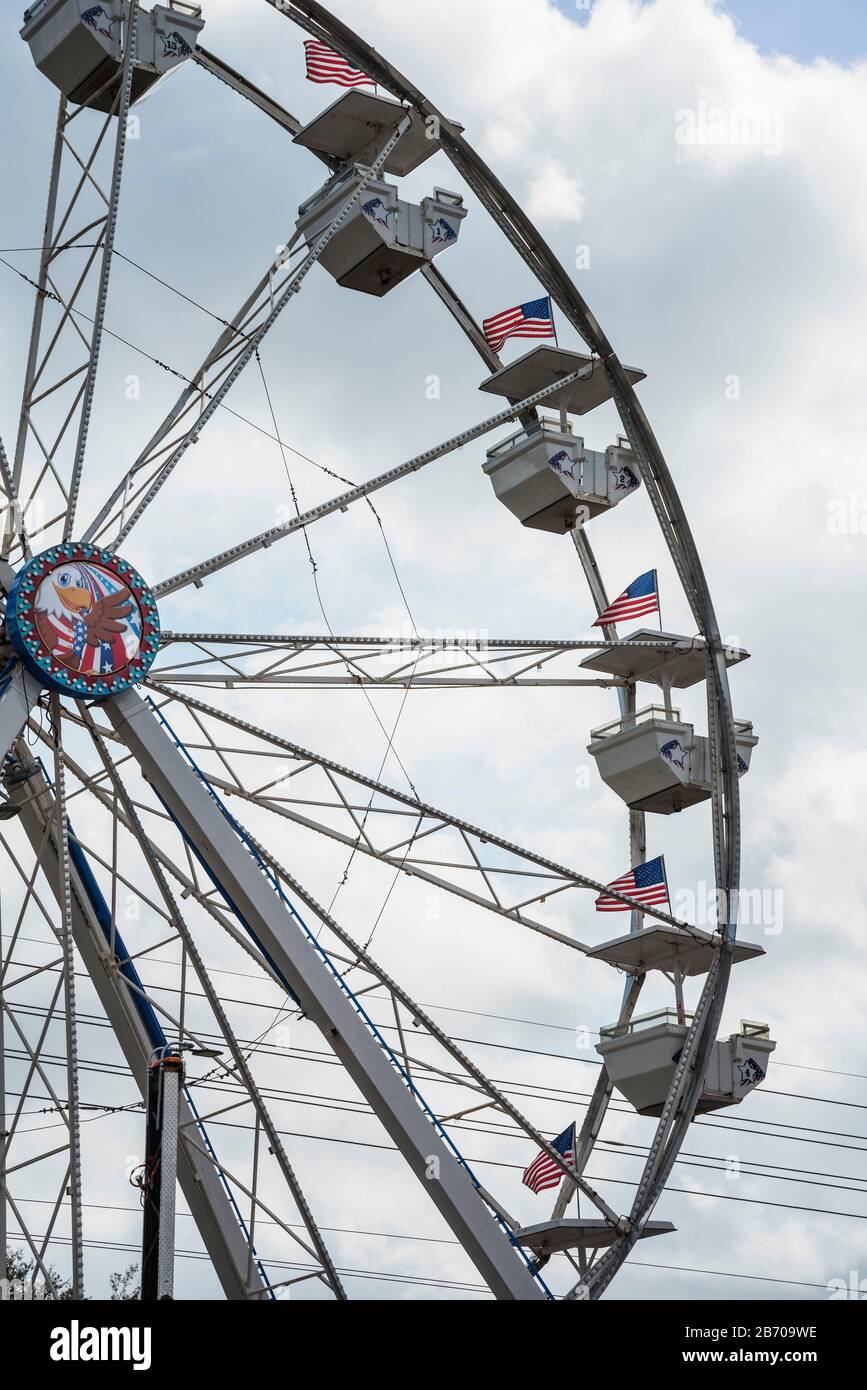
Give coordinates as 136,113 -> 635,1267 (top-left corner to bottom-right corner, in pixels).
4,1231 -> 489,1296
6,1051 -> 867,1215
4,927 -> 861,1081
6,1197 -> 833,1295
7,954 -> 864,1117
8,1065 -> 867,1196
8,993 -> 867,1157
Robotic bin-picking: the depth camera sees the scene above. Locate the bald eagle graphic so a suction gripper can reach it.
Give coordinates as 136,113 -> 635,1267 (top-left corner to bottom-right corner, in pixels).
81,6 -> 115,41
162,30 -> 193,59
660,737 -> 688,770
34,562 -> 138,676
362,197 -> 391,228
430,217 -> 457,245
735,1056 -> 766,1088
548,449 -> 578,481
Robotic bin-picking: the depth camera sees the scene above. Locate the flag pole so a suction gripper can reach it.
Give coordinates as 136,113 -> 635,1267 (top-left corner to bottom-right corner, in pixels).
547,298 -> 568,431
548,295 -> 560,348
655,567 -> 663,631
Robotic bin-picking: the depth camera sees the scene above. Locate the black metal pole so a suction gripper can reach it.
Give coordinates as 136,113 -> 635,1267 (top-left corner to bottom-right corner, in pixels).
141,1048 -> 183,1301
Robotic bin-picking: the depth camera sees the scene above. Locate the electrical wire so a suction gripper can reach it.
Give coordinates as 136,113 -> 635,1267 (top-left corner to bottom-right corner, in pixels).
5,1198 -> 835,1295
5,952 -> 862,1116
7,1066 -> 867,1197
2,928 -> 861,1080
6,1070 -> 865,1223
5,1045 -> 867,1212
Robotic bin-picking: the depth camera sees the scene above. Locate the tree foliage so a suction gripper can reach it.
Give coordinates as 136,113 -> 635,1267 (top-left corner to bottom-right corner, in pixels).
4,1248 -> 140,1300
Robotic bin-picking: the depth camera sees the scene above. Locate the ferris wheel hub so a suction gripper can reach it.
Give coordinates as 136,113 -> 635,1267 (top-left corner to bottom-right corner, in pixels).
6,543 -> 160,699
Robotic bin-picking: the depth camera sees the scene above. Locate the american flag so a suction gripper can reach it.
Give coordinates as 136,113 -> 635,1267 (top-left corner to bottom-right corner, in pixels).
303,39 -> 374,88
595,855 -> 669,913
482,296 -> 555,354
522,1122 -> 576,1194
592,569 -> 658,627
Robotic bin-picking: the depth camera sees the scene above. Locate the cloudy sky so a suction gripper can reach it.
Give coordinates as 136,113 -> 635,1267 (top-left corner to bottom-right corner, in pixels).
1,0 -> 866,1301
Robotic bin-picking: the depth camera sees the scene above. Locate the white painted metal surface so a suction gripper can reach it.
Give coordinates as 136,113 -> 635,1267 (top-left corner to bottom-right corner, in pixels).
483,422 -> 641,532
297,163 -> 466,295
587,924 -> 765,977
0,667 -> 38,763
21,0 -> 124,108
580,628 -> 750,688
516,1218 -> 676,1255
588,705 -> 758,813
598,1011 -> 776,1116
21,0 -> 203,110
293,89 -> 460,176
478,346 -> 646,415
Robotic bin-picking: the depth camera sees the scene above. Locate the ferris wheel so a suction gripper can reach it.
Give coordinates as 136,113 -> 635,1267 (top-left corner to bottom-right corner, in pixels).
0,0 -> 776,1302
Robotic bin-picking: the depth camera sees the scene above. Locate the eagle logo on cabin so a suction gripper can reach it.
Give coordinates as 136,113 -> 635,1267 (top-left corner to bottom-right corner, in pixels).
660,738 -> 689,771
162,30 -> 193,59
614,464 -> 639,492
362,197 -> 391,229
81,5 -> 115,41
34,562 -> 140,677
735,1056 -> 765,1088
430,217 -> 457,245
548,449 -> 578,481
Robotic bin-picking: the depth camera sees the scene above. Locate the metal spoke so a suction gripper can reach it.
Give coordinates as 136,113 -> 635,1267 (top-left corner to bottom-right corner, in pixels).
92,109 -> 413,553
62,3 -> 140,540
32,716 -> 285,988
193,46 -> 304,137
152,365 -> 593,599
420,263 -> 501,374
82,711 -> 348,1300
151,631 -> 698,690
215,804 -> 620,1229
146,682 -> 698,934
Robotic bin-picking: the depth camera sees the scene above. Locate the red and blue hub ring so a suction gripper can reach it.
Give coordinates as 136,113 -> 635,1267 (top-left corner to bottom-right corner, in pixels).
6,544 -> 160,700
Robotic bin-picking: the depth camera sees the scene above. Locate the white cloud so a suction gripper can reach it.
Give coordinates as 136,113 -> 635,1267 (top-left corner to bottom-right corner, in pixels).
525,159 -> 586,223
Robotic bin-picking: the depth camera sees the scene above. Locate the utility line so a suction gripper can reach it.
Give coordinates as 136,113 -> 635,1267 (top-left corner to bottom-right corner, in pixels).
6,1056 -> 867,1207
8,993 -> 867,1156
6,958 -> 863,1114
3,928 -> 860,1080
8,1068 -> 867,1197
5,1198 -> 835,1295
